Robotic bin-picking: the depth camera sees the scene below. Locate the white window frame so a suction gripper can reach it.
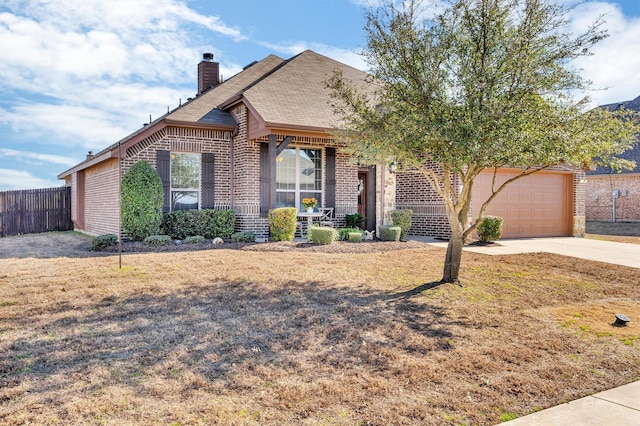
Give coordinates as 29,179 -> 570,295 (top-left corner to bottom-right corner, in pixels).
170,152 -> 201,211
276,146 -> 323,210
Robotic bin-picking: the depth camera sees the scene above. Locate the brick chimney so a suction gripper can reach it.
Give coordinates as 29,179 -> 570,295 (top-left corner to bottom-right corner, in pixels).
198,53 -> 220,95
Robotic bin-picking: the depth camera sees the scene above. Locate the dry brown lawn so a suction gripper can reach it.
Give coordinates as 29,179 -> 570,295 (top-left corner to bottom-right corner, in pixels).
1,234 -> 639,425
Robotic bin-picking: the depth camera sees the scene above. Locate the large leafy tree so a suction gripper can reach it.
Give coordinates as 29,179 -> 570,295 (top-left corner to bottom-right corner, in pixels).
328,0 -> 638,283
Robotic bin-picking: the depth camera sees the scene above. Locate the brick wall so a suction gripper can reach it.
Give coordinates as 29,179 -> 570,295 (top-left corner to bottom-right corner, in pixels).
586,173 -> 640,222
396,162 -> 453,239
84,158 -> 120,236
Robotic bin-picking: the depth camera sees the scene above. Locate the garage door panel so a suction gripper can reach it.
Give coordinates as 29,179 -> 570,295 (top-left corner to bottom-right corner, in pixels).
473,170 -> 572,238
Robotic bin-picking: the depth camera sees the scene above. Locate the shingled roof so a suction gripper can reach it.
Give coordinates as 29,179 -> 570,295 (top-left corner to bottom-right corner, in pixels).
589,95 -> 640,175
235,50 -> 371,131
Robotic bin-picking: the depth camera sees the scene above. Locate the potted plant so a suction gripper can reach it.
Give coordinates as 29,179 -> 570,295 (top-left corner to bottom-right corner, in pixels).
302,197 -> 317,213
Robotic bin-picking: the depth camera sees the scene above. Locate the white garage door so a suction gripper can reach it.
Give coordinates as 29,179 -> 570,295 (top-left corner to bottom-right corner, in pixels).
472,170 -> 573,238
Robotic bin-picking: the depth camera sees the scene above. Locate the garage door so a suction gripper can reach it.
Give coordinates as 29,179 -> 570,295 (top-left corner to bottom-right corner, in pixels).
472,170 -> 572,238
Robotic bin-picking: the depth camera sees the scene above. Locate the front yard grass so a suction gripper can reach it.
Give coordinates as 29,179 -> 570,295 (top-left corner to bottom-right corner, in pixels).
1,246 -> 639,425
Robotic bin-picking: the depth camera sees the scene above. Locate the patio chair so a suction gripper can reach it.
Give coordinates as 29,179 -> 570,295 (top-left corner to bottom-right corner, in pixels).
319,207 -> 334,227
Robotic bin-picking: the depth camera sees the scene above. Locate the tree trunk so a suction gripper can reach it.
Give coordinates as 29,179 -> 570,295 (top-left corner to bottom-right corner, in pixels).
441,235 -> 464,283
442,209 -> 465,283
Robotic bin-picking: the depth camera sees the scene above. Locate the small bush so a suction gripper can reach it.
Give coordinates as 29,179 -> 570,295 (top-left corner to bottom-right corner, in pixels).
268,207 -> 298,241
337,228 -> 365,241
92,234 -> 118,250
143,235 -> 172,246
345,213 -> 364,229
379,225 -> 401,242
308,226 -> 337,245
476,216 -> 503,242
348,232 -> 363,243
184,235 -> 205,244
391,209 -> 413,241
161,209 -> 236,239
231,231 -> 256,243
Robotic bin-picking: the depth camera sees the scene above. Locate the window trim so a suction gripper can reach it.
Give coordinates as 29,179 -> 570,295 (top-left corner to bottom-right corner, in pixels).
276,146 -> 323,210
170,152 -> 202,211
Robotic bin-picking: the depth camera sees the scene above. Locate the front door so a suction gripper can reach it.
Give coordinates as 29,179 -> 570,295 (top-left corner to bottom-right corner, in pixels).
358,168 -> 376,231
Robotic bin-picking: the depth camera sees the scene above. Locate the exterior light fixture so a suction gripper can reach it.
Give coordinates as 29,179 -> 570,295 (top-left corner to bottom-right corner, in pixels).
388,160 -> 398,174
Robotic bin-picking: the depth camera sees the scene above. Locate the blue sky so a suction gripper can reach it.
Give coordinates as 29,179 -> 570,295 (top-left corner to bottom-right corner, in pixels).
1,0 -> 639,191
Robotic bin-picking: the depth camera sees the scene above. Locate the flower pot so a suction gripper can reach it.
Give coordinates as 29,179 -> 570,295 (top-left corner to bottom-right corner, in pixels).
306,207 -> 314,213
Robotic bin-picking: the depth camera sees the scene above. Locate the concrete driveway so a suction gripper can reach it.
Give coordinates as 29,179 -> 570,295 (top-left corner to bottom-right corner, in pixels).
427,237 -> 640,269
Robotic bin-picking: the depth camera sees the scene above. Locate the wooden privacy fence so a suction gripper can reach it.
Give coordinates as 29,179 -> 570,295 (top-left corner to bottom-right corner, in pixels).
0,187 -> 73,237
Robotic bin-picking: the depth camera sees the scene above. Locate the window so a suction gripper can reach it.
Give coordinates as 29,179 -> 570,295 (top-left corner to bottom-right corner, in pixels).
276,147 -> 322,210
171,152 -> 200,211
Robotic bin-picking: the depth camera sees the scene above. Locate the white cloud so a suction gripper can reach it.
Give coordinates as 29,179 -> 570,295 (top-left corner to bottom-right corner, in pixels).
0,168 -> 61,191
568,2 -> 640,106
0,148 -> 77,167
257,40 -> 368,71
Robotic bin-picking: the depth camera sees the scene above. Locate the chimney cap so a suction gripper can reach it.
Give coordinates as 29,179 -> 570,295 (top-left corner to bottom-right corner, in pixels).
203,52 -> 214,61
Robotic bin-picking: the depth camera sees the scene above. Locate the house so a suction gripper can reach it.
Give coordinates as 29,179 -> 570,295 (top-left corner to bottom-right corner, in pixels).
58,50 -> 386,239
58,50 -> 586,240
585,95 -> 640,222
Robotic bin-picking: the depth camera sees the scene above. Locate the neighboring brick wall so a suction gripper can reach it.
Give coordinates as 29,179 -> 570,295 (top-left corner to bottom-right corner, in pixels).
573,170 -> 586,236
84,158 -> 120,236
586,173 -> 640,222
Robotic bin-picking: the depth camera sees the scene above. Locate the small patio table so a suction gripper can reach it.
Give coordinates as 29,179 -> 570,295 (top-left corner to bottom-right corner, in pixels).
296,211 -> 323,228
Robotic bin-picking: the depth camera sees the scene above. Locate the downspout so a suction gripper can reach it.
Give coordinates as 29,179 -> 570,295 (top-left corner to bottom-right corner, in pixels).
230,128 -> 237,209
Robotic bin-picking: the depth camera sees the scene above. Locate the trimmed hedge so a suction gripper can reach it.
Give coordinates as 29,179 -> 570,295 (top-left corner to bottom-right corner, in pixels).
161,209 -> 236,240
391,209 -> 413,241
337,227 -> 365,241
143,235 -> 172,246
184,235 -> 205,244
120,161 -> 164,241
308,226 -> 337,245
348,232 -> 363,243
476,216 -> 503,242
268,207 -> 298,241
92,234 -> 118,250
231,231 -> 256,243
379,225 -> 401,242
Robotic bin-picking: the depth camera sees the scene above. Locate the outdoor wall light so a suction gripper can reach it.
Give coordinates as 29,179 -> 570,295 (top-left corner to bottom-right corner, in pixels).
613,313 -> 630,327
388,160 -> 398,174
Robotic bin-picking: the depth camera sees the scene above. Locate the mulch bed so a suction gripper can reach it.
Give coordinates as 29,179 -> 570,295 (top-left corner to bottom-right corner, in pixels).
101,239 -> 430,254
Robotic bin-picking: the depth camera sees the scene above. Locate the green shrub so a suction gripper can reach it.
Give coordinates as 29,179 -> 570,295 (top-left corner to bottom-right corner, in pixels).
161,209 -> 236,239
345,213 -> 364,229
200,209 -> 236,239
337,227 -> 366,241
143,235 -> 172,246
92,234 -> 118,250
121,161 -> 164,241
184,235 -> 205,244
476,216 -> 503,242
379,225 -> 401,241
308,226 -> 337,245
268,207 -> 298,241
348,232 -> 363,243
231,231 -> 256,243
161,210 -> 197,239
391,209 -> 413,241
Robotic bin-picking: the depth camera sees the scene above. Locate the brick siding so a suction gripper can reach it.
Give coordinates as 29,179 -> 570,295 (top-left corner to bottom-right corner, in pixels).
586,173 -> 640,222
84,158 -> 120,236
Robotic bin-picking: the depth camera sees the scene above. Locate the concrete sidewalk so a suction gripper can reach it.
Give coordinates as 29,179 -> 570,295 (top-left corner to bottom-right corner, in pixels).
502,381 -> 640,425
423,237 -> 640,269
